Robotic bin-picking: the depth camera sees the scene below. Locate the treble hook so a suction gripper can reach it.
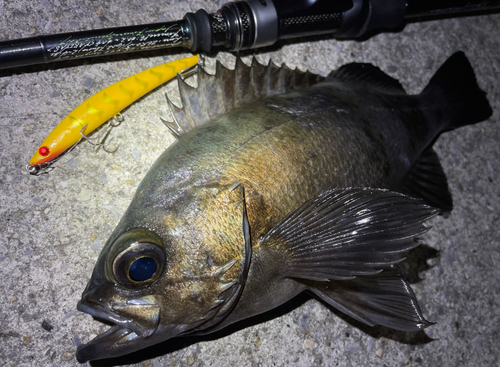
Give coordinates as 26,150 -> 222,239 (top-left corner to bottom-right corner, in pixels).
79,114 -> 122,153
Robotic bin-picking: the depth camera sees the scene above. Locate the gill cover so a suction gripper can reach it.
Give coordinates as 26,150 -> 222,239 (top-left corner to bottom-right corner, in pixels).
177,183 -> 252,332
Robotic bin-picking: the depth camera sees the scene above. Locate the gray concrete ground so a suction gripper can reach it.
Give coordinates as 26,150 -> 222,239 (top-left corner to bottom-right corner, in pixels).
1,1 -> 499,366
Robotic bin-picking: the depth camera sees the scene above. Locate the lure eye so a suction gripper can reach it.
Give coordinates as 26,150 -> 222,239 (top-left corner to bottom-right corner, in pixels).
113,242 -> 165,288
39,146 -> 50,156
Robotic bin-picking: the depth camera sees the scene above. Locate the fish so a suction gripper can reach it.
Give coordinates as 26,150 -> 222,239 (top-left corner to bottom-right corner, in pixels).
75,52 -> 492,362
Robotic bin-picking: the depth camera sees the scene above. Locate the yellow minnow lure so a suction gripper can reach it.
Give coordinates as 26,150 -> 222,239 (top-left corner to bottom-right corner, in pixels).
27,54 -> 199,173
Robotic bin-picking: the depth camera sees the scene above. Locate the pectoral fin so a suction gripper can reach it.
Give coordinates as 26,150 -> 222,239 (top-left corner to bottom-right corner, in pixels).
260,188 -> 438,282
259,188 -> 436,331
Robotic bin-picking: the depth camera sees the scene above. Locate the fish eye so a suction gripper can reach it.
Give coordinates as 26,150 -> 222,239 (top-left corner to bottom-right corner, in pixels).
128,256 -> 158,281
113,242 -> 165,288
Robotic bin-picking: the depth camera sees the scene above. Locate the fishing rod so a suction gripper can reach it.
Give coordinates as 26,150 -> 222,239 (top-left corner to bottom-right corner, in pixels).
1,0 -> 500,71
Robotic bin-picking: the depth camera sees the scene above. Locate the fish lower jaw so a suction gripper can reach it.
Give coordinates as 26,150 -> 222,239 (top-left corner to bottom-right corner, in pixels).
76,324 -> 137,363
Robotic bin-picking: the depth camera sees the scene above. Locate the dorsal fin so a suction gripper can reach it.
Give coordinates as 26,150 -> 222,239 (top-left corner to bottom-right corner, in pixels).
250,57 -> 267,99
235,57 -> 253,105
163,57 -> 325,136
197,66 -> 223,121
216,60 -> 236,112
165,95 -> 188,135
177,74 -> 201,130
266,61 -> 282,95
329,63 -> 405,93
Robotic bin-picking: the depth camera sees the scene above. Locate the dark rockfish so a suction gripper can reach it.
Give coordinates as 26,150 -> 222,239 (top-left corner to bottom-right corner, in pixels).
76,52 -> 492,362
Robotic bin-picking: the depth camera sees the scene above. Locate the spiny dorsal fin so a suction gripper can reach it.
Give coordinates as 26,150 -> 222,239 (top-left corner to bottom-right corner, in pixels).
235,57 -> 253,105
163,57 -> 324,136
216,60 -> 236,112
266,61 -> 282,95
160,116 -> 181,137
177,74 -> 206,129
197,66 -> 223,121
329,63 -> 405,93
250,57 -> 267,99
165,95 -> 187,135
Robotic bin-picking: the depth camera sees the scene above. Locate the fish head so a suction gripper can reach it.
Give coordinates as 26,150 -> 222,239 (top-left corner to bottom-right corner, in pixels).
76,183 -> 251,362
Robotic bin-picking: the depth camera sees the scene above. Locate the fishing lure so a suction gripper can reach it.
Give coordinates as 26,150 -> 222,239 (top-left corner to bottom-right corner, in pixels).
26,54 -> 199,175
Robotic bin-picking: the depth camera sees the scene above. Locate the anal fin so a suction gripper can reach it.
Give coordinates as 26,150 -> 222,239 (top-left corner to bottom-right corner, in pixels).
401,147 -> 453,214
306,265 -> 433,331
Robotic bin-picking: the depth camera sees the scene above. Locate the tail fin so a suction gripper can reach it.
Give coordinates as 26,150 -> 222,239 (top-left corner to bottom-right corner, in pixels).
404,52 -> 492,213
422,51 -> 492,130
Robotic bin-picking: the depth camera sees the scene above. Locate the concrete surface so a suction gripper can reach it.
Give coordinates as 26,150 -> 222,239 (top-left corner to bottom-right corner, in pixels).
1,1 -> 499,366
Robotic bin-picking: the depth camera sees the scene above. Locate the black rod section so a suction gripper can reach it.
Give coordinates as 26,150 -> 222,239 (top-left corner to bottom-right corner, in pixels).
405,0 -> 500,22
0,21 -> 190,70
1,0 -> 500,71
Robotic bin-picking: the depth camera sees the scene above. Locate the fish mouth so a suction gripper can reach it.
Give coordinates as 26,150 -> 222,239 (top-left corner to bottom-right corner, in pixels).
76,323 -> 135,363
76,300 -> 161,363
